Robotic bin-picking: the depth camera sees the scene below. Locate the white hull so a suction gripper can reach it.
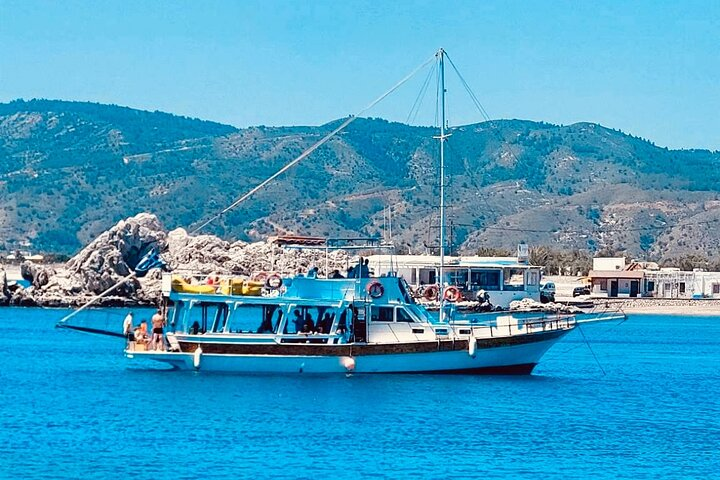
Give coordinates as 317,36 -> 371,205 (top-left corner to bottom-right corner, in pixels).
125,333 -> 565,374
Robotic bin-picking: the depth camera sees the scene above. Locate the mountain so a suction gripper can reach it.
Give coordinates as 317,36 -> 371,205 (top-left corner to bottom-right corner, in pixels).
2,99 -> 720,262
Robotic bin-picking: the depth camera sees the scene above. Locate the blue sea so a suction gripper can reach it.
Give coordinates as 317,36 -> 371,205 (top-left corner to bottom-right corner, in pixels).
1,307 -> 719,480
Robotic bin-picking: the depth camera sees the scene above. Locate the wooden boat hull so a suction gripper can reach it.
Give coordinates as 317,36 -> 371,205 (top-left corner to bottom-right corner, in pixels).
125,328 -> 569,374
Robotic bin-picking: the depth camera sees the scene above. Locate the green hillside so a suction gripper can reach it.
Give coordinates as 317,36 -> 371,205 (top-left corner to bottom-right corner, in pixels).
1,99 -> 719,262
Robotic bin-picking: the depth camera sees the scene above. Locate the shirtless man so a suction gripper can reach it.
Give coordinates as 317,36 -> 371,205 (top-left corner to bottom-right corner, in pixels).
149,309 -> 166,351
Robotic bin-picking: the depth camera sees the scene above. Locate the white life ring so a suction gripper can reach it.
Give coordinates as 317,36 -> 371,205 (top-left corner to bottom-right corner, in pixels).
266,274 -> 283,290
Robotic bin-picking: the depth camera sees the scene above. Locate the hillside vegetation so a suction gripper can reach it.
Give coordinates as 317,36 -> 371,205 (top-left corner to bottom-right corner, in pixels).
2,99 -> 720,262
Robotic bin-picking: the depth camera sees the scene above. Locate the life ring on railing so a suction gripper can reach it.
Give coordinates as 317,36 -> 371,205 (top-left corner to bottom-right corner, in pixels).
423,285 -> 439,301
443,286 -> 462,303
205,274 -> 220,285
266,274 -> 283,290
366,280 -> 384,298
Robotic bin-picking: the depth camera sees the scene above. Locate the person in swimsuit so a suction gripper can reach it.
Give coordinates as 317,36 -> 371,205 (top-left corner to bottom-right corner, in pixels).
149,309 -> 166,351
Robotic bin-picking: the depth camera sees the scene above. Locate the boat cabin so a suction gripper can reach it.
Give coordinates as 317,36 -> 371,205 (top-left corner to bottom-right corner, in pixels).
163,274 -> 438,345
366,254 -> 542,306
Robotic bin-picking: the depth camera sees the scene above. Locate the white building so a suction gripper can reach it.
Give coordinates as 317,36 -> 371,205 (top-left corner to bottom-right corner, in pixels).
366,254 -> 542,307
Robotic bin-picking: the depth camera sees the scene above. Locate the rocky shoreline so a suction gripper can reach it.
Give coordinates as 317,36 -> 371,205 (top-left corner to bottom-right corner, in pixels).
1,213 -> 349,308
4,213 -> 720,315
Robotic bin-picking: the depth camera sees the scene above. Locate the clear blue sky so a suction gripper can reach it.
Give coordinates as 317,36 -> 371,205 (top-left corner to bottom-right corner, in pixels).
1,0 -> 718,149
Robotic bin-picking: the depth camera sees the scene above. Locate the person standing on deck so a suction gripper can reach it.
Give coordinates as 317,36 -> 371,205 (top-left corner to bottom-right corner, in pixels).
122,312 -> 135,350
149,309 -> 166,351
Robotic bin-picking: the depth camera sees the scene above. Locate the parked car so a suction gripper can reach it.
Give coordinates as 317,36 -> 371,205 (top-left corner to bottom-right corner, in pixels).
572,286 -> 591,297
540,282 -> 556,296
540,282 -> 556,303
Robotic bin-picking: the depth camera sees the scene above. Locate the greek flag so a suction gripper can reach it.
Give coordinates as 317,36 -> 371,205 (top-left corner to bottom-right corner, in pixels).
134,248 -> 168,277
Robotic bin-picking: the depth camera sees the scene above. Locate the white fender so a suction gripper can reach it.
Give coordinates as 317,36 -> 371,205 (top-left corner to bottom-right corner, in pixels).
468,337 -> 477,358
340,356 -> 356,372
193,347 -> 202,369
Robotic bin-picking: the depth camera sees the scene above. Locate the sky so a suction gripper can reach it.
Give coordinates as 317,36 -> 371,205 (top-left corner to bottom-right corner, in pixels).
1,0 -> 718,150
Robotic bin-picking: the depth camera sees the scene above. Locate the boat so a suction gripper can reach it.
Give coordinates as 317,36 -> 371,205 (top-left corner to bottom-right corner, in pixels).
123,267 -> 574,373
58,48 -> 577,374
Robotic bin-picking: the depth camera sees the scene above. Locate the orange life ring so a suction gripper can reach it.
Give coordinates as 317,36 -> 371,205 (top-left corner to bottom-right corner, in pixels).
366,280 -> 384,298
266,274 -> 283,290
423,285 -> 439,301
443,286 -> 462,303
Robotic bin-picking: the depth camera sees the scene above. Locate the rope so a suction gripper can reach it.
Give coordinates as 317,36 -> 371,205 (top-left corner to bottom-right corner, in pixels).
406,62 -> 436,125
577,323 -> 606,376
55,52 -> 438,331
189,52 -> 437,235
55,271 -> 138,327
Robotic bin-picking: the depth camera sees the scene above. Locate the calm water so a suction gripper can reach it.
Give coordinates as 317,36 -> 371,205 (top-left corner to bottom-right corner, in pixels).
1,308 -> 719,480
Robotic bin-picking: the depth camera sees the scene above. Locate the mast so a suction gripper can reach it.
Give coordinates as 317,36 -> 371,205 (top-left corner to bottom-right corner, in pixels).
438,48 -> 447,323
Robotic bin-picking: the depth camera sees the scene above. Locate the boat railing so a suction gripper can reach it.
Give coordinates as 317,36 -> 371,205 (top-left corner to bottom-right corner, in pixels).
456,315 -> 575,339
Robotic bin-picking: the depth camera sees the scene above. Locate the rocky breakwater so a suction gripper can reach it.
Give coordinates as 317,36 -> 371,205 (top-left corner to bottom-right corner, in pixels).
11,213 -> 350,308
13,213 -> 167,307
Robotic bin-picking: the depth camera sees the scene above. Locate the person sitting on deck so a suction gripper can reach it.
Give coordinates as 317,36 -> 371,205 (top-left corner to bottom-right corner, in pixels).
316,312 -> 334,334
307,266 -> 319,279
189,321 -> 201,335
139,320 -> 149,341
329,269 -> 344,279
257,311 -> 274,333
133,325 -> 148,350
301,319 -> 314,334
301,312 -> 315,334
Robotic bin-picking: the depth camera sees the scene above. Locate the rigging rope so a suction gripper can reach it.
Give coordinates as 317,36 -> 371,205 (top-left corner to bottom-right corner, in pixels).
56,271 -> 138,326
56,52 -> 437,329
406,62 -> 436,125
189,52 -> 437,235
444,52 -> 527,175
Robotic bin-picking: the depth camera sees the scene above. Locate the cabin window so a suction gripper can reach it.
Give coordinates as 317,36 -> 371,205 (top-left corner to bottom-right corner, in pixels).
170,301 -> 184,330
418,268 -> 436,285
503,268 -> 525,291
527,271 -> 539,286
395,307 -> 415,323
370,305 -> 394,322
447,270 -> 468,288
469,270 -> 500,290
185,303 -> 228,334
225,305 -> 264,333
285,306 -> 334,333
